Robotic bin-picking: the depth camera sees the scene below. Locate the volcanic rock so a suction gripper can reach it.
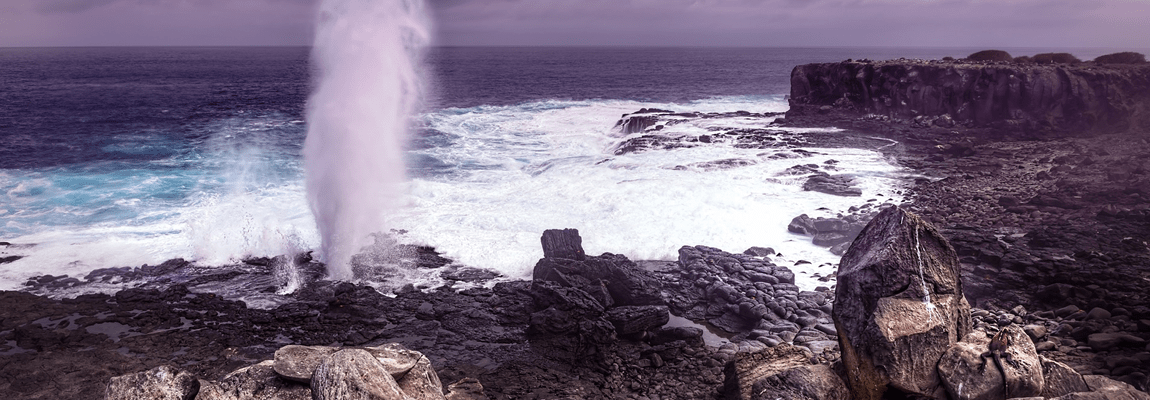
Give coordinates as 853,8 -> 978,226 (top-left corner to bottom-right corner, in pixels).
832,206 -> 973,400
937,327 -> 1044,400
788,59 -> 1150,135
104,365 -> 200,400
197,360 -> 310,400
310,349 -> 409,400
540,228 -> 586,261
273,345 -> 339,383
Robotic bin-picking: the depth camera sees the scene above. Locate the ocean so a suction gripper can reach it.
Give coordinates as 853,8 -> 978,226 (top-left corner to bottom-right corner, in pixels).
0,46 -> 1062,298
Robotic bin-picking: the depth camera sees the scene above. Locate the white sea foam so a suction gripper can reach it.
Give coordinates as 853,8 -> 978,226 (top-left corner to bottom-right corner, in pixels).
391,98 -> 906,290
0,96 -> 906,294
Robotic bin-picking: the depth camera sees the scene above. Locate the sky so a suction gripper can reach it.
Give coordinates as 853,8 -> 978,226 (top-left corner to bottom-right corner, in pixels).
1,0 -> 1148,48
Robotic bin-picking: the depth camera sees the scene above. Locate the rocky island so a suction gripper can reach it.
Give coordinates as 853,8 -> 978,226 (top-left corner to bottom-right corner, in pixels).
3,52 -> 1150,400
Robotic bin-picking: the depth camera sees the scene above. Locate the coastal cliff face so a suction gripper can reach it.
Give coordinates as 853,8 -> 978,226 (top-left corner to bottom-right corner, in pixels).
788,60 -> 1150,135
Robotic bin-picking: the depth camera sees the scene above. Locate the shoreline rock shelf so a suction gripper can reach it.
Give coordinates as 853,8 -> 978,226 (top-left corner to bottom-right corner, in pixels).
788,59 -> 1150,136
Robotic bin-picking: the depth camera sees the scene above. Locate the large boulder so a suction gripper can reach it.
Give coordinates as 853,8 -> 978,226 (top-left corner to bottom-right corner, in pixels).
832,206 -> 973,400
605,305 -> 670,335
750,364 -> 850,400
540,228 -> 586,260
310,349 -> 407,400
1041,356 -> 1090,398
723,343 -> 850,400
394,355 -> 446,400
1077,375 -> 1150,400
364,343 -> 426,380
197,360 -> 310,400
533,253 -> 663,307
104,365 -> 200,400
535,228 -> 670,310
937,327 -> 1044,400
273,345 -> 339,383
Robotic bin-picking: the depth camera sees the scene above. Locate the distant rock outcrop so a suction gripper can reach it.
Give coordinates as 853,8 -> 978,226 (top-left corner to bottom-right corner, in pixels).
788,58 -> 1150,135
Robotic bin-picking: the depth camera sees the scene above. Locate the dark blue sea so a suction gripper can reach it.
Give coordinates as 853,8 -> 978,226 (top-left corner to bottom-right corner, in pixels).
0,46 -> 1096,295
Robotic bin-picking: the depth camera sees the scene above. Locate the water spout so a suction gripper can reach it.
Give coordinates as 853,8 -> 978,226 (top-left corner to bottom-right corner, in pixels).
304,0 -> 431,280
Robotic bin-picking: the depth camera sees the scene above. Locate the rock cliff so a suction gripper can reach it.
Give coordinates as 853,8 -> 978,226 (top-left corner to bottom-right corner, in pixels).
788,59 -> 1150,135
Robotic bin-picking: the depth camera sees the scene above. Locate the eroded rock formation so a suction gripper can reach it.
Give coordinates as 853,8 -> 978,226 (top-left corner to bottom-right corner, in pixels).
832,206 -> 973,399
788,59 -> 1150,135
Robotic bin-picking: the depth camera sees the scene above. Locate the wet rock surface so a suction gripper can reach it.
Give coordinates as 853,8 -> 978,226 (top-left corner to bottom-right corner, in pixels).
789,59 -> 1150,136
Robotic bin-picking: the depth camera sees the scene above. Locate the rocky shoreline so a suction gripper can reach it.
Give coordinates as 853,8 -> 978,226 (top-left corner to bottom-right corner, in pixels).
5,57 -> 1150,399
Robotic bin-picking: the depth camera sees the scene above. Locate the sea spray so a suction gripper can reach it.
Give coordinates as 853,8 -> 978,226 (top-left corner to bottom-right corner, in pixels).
304,0 -> 431,280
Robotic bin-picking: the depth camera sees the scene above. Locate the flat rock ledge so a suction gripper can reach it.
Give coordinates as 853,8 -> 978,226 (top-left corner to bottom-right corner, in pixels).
105,343 -> 478,400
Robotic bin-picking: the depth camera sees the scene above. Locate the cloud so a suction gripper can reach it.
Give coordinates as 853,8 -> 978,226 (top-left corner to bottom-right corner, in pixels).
428,0 -> 1150,48
35,0 -> 120,14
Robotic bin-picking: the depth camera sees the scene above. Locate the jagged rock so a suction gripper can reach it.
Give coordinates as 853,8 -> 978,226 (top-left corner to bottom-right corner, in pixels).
1079,375 -> 1150,400
310,349 -> 406,400
832,206 -> 973,400
788,60 -> 1150,135
533,252 -> 663,307
614,109 -> 668,134
1042,356 -> 1090,398
723,344 -> 818,400
273,345 -> 339,383
364,343 -> 425,380
197,360 -> 310,400
104,365 -> 200,400
788,214 -> 816,235
937,327 -> 1044,400
605,305 -> 669,335
803,173 -> 863,197
743,246 -> 776,257
540,229 -> 585,261
395,355 -> 446,400
445,378 -> 488,400
749,364 -> 850,400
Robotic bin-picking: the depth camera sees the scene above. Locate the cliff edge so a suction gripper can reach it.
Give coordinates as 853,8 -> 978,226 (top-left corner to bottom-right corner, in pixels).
787,59 -> 1150,136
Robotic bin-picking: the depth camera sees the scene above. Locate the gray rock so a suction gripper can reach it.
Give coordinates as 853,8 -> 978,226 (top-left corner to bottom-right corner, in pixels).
1056,305 -> 1082,318
606,305 -> 669,335
743,246 -> 776,257
937,327 -> 1044,400
197,361 -> 310,400
540,229 -> 585,260
832,206 -> 972,399
788,214 -> 816,235
722,344 -> 815,400
532,253 -> 663,307
310,349 -> 406,400
749,363 -> 850,400
364,343 -> 426,380
1041,356 -> 1090,398
1024,324 -> 1048,341
812,232 -> 851,247
105,365 -> 200,400
1081,375 -> 1150,400
444,378 -> 488,400
1086,308 -> 1113,321
396,355 -> 445,400
1088,332 -> 1146,351
273,345 -> 339,383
